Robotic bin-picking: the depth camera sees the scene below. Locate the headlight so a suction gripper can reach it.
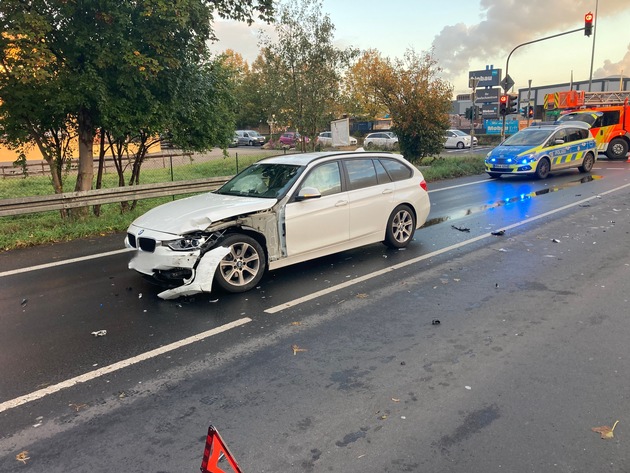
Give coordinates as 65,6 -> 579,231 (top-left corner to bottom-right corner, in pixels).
166,235 -> 206,251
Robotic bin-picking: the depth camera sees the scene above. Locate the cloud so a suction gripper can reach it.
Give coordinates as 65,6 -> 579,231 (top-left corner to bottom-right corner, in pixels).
208,20 -> 277,62
432,0 -> 630,80
594,43 -> 630,78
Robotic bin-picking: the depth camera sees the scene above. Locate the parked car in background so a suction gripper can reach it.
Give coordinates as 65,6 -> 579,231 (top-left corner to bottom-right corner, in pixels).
444,129 -> 478,149
125,151 -> 430,298
279,132 -> 309,147
317,131 -> 358,147
364,131 -> 398,150
484,122 -> 597,179
235,130 -> 266,146
229,133 -> 239,147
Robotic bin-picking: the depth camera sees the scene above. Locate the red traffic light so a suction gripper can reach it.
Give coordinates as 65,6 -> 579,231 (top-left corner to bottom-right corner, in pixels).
585,12 -> 593,36
499,95 -> 508,104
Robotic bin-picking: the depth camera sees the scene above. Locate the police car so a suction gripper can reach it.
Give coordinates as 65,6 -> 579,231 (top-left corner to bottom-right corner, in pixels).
485,122 -> 597,179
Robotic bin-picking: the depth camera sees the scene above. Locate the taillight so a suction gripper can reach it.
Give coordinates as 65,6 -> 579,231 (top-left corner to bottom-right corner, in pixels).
420,179 -> 428,192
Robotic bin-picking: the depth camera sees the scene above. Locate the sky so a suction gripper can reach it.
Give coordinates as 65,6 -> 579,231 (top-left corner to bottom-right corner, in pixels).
208,0 -> 630,98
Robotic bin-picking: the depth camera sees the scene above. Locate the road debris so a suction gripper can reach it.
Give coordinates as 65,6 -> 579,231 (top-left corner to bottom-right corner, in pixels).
491,230 -> 505,236
356,293 -> 368,299
20,298 -> 28,307
592,420 -> 620,439
551,238 -> 561,243
69,403 -> 88,412
291,344 -> 307,355
91,330 -> 107,337
451,225 -> 470,232
431,319 -> 441,326
16,451 -> 30,464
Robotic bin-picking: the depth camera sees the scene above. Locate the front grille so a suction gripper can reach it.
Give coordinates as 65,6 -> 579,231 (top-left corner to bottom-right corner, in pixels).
127,233 -> 137,248
139,237 -> 156,253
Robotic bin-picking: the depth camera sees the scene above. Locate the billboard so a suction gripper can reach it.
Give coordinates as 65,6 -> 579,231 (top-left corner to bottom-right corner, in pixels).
469,69 -> 502,88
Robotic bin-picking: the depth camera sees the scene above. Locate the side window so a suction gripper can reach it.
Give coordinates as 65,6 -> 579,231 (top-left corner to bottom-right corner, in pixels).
380,158 -> 413,181
374,159 -> 392,184
345,159 -> 378,191
299,162 -> 342,196
550,129 -> 567,145
565,129 -> 582,143
602,111 -> 620,127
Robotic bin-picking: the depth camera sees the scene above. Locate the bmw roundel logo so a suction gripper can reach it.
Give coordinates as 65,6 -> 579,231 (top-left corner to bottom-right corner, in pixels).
138,229 -> 144,235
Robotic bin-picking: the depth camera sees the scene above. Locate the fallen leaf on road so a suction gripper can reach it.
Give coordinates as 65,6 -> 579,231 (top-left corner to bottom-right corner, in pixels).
592,420 -> 619,439
16,451 -> 30,464
356,293 -> 368,299
69,403 -> 88,412
291,344 -> 307,355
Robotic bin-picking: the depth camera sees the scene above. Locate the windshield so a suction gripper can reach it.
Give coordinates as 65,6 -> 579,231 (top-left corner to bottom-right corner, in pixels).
502,129 -> 554,147
216,163 -> 303,199
556,113 -> 598,127
451,130 -> 467,136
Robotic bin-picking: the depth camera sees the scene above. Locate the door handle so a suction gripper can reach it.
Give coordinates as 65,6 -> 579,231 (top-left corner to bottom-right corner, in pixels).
335,200 -> 348,207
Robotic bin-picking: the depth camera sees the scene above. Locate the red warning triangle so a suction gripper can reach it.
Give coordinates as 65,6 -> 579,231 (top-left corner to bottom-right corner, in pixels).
200,425 -> 243,473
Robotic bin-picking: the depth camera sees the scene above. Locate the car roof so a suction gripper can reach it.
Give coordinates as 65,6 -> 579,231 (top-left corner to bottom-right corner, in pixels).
258,151 -> 400,167
526,121 -> 591,131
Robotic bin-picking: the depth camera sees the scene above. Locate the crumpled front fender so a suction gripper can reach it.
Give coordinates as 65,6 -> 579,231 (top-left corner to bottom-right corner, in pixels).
158,246 -> 230,300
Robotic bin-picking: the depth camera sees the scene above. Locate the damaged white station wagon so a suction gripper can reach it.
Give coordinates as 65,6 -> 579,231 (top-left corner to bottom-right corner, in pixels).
125,151 -> 431,299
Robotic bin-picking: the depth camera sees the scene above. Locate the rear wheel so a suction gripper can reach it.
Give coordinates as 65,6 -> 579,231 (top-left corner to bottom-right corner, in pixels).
578,152 -> 595,173
535,158 -> 551,179
365,141 -> 374,150
248,140 -> 254,146
606,138 -> 628,160
214,234 -> 266,293
384,205 -> 416,248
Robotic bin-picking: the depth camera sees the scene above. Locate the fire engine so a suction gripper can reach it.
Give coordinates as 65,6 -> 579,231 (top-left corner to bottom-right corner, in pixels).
544,90 -> 630,160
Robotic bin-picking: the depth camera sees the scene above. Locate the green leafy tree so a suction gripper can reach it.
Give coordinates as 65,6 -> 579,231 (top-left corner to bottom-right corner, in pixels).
258,0 -> 357,149
0,0 -> 273,202
355,49 -> 453,162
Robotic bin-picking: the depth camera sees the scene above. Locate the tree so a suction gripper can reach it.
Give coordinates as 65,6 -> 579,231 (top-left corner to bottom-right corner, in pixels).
341,50 -> 390,122
258,0 -> 357,148
358,49 -> 453,162
0,0 -> 273,202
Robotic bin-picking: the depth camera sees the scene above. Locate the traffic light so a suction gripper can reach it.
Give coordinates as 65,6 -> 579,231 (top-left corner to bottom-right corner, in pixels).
584,12 -> 593,36
499,95 -> 508,116
507,94 -> 519,115
528,106 -> 534,118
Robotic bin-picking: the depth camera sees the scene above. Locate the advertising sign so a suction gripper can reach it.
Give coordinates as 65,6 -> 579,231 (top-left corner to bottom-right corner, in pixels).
468,69 -> 502,88
484,119 -> 519,135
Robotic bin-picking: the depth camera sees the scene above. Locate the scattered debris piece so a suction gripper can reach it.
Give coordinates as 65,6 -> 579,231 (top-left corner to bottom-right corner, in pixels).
91,330 -> 107,337
356,293 -> 368,299
391,398 -> 400,403
551,238 -> 561,243
431,319 -> 441,326
291,344 -> 307,355
138,293 -> 143,299
465,386 -> 472,390
400,361 -> 406,366
69,403 -> 88,412
20,298 -> 28,307
491,230 -> 505,236
209,298 -> 219,303
451,225 -> 470,232
16,451 -> 30,464
380,415 -> 388,420
592,420 -> 619,439
118,391 -> 127,399
290,321 -> 302,326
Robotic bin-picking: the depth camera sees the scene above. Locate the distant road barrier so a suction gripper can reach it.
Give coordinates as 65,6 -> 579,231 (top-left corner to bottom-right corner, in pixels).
0,176 -> 231,217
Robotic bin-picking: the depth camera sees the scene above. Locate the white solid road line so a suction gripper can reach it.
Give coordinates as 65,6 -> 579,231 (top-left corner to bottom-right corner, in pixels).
264,181 -> 630,314
0,318 -> 252,414
0,248 -> 133,278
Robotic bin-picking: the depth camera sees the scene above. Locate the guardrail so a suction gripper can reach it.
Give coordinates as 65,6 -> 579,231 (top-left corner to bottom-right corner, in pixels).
0,176 -> 231,217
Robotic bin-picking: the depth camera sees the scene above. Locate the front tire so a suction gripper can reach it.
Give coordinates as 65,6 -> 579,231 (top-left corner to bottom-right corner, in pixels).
578,152 -> 595,173
214,234 -> 266,293
535,158 -> 551,179
606,138 -> 628,160
456,141 -> 464,149
384,205 -> 416,248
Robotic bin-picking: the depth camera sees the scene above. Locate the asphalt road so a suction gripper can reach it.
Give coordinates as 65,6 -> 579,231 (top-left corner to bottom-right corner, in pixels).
1,159 -> 630,472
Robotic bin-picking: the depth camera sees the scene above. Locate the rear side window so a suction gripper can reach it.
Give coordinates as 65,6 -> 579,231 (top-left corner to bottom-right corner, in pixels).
379,158 -> 413,181
345,159 -> 378,190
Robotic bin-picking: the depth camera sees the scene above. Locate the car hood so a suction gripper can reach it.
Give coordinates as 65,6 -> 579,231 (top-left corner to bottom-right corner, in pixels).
489,145 -> 536,157
130,192 -> 276,235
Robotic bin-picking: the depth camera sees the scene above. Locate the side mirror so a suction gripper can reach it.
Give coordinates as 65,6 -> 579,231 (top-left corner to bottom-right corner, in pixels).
295,187 -> 322,201
554,139 -> 565,145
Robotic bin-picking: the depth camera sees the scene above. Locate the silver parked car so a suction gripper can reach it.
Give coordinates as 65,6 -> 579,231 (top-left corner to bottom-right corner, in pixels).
364,131 -> 399,150
125,151 -> 431,298
235,130 -> 265,146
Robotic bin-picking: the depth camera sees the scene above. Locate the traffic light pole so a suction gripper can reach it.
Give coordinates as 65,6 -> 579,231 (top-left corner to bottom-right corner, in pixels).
500,26 -> 585,140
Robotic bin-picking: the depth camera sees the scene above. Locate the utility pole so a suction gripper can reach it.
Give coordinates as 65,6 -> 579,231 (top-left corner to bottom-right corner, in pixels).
469,78 -> 480,151
526,79 -> 532,126
588,0 -> 599,92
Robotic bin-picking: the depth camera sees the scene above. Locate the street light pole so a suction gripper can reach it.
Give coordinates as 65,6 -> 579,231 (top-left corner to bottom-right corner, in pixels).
588,0 -> 599,92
